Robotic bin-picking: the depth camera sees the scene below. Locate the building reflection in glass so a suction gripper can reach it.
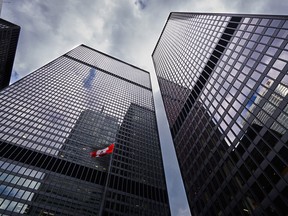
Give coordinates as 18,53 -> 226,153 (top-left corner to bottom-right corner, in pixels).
0,45 -> 170,215
153,12 -> 288,215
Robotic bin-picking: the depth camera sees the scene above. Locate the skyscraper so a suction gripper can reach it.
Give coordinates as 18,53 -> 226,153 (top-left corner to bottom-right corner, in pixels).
153,13 -> 288,215
0,18 -> 20,89
0,44 -> 170,215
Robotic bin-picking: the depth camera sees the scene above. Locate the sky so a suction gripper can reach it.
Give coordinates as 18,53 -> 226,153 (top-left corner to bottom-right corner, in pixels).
1,0 -> 288,215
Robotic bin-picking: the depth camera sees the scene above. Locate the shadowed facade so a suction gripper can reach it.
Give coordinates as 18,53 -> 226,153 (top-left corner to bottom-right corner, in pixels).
0,18 -> 20,89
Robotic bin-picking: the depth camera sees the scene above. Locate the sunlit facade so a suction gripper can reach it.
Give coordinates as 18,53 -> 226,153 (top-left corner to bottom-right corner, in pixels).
153,13 -> 288,215
0,45 -> 170,215
0,18 -> 20,89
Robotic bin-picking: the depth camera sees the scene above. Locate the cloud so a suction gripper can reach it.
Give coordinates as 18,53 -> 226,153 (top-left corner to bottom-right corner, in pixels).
177,207 -> 191,216
229,0 -> 288,14
3,1 -> 116,77
9,70 -> 20,84
3,0 -> 288,79
134,0 -> 148,10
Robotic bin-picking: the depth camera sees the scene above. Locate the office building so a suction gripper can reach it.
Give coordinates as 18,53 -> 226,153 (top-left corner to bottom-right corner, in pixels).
0,0 -> 3,16
0,44 -> 170,215
153,13 -> 288,215
104,103 -> 169,215
0,18 -> 20,89
27,109 -> 119,215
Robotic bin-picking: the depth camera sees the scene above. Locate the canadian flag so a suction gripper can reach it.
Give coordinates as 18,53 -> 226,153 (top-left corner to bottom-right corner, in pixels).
90,143 -> 115,158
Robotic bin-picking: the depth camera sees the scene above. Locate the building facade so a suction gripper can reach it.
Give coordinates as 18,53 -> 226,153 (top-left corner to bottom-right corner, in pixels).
0,18 -> 20,89
0,44 -> 170,215
153,13 -> 288,215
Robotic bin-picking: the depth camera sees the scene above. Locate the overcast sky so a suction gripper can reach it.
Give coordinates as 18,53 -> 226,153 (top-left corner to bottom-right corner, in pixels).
1,1 -> 288,215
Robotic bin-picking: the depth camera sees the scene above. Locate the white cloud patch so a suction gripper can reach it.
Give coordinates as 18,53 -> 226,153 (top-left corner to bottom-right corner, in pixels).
177,207 -> 191,216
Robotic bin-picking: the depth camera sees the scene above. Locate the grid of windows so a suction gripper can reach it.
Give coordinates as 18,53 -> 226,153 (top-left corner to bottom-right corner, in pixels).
66,45 -> 151,89
0,18 -> 20,89
153,13 -> 288,216
0,45 -> 170,215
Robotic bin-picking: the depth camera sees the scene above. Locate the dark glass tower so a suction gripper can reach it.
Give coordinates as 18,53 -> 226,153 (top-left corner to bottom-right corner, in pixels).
153,13 -> 288,215
0,45 -> 170,215
0,18 -> 20,89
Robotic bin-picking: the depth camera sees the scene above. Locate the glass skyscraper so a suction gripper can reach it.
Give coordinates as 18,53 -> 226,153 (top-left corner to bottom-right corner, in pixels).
153,13 -> 288,215
0,45 -> 170,215
0,18 -> 20,89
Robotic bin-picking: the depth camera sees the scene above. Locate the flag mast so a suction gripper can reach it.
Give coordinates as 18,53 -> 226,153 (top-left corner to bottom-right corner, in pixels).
98,144 -> 115,215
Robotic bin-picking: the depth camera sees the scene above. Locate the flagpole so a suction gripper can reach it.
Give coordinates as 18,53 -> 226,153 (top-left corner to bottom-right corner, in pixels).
98,146 -> 114,215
